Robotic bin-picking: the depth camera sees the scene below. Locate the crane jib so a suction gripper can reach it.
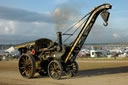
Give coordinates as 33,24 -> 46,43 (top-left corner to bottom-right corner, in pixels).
65,4 -> 112,63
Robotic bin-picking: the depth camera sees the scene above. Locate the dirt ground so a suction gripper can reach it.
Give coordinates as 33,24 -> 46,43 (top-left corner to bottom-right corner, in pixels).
0,60 -> 128,85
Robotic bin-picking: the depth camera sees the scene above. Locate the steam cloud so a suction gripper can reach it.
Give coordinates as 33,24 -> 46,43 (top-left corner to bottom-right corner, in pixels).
53,3 -> 80,32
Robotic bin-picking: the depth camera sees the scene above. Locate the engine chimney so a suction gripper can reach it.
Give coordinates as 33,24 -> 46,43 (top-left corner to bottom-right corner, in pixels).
57,32 -> 62,46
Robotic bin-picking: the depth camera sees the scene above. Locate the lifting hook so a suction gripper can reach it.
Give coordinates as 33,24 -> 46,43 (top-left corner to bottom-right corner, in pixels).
103,22 -> 108,26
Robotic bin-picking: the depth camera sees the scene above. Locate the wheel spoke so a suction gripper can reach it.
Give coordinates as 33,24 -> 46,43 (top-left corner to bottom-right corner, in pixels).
28,65 -> 32,68
51,71 -> 55,76
26,60 -> 31,66
25,57 -> 29,64
27,60 -> 31,65
25,57 -> 28,62
55,65 -> 59,69
20,66 -> 25,69
51,64 -> 54,69
22,70 -> 26,75
23,57 -> 26,63
53,63 -> 56,68
50,67 -> 54,71
27,68 -> 31,74
55,72 -> 58,78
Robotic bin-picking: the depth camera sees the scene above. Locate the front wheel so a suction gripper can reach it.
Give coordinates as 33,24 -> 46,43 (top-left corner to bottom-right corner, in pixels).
48,60 -> 62,80
66,61 -> 79,77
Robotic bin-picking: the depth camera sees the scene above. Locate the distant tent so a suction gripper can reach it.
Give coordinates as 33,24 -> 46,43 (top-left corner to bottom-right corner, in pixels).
5,46 -> 15,53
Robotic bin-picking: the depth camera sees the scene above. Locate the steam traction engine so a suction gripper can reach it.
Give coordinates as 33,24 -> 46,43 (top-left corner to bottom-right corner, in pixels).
16,4 -> 112,79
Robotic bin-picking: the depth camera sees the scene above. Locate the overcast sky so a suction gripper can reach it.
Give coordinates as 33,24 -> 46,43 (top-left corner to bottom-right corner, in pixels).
0,0 -> 128,44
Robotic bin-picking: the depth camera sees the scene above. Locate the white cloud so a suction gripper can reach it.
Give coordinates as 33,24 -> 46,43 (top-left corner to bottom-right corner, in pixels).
32,21 -> 40,25
0,20 -> 16,35
5,27 -> 9,32
113,33 -> 120,39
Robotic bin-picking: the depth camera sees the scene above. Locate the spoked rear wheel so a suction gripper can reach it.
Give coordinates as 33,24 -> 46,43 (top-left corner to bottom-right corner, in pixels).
18,54 -> 36,78
66,61 -> 79,77
48,60 -> 62,80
